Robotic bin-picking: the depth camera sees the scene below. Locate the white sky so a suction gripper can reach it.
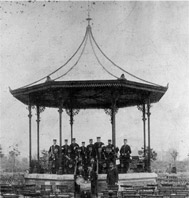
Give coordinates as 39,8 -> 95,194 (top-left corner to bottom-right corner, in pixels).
0,1 -> 189,160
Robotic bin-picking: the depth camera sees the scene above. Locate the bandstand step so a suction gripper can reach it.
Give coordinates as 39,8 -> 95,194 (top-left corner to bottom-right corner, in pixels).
24,173 -> 157,193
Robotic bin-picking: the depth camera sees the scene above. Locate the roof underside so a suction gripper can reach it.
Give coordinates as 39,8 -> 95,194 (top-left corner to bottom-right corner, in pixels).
10,79 -> 168,109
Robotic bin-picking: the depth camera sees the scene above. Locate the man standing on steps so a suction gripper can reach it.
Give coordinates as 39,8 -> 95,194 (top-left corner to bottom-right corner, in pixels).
86,165 -> 98,197
120,139 -> 131,173
106,161 -> 119,186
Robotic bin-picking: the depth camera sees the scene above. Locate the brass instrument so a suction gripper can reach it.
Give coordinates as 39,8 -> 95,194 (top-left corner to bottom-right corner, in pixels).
65,154 -> 72,161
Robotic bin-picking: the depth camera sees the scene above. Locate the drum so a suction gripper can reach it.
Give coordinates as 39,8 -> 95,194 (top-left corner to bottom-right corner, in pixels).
76,176 -> 85,185
80,181 -> 91,191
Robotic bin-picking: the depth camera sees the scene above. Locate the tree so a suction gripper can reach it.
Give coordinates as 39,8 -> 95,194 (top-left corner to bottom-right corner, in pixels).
170,149 -> 178,164
140,146 -> 157,161
138,147 -> 157,172
9,144 -> 20,173
0,144 -> 4,158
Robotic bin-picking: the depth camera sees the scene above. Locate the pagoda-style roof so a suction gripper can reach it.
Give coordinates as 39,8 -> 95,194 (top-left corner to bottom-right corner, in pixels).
10,79 -> 168,109
10,23 -> 168,109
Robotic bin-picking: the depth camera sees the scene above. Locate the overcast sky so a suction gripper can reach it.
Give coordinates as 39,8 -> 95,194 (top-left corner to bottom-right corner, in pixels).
0,1 -> 189,160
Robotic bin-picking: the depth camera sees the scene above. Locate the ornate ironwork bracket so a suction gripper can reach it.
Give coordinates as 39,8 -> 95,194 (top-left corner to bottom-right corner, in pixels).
137,104 -> 152,117
26,106 -> 45,114
35,106 -> 45,114
104,107 -> 118,124
66,108 -> 80,125
26,105 -> 35,118
58,107 -> 63,114
26,105 -> 35,110
35,106 -> 45,122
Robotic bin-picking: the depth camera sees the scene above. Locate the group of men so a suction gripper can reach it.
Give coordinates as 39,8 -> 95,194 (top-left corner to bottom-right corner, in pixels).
48,137 -> 131,175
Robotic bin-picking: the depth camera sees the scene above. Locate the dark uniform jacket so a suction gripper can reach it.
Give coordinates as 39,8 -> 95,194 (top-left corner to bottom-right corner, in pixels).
106,144 -> 115,152
61,144 -> 70,155
86,144 -> 95,152
94,142 -> 104,153
104,152 -> 115,163
80,146 -> 87,160
106,167 -> 119,185
86,144 -> 96,158
70,143 -> 79,158
96,150 -> 105,162
120,144 -> 131,159
86,149 -> 96,163
48,145 -> 60,160
86,169 -> 98,194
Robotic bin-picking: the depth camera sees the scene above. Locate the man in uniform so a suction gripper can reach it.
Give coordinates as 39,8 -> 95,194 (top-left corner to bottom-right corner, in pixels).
80,142 -> 87,165
106,139 -> 115,152
89,157 -> 97,172
61,139 -> 70,173
70,138 -> 79,160
48,139 -> 60,174
120,139 -> 131,173
76,146 -> 85,168
104,147 -> 115,169
94,137 -> 104,153
96,146 -> 105,173
65,148 -> 75,174
75,164 -> 85,194
86,165 -> 98,196
86,139 -> 95,151
106,161 -> 119,186
86,139 -> 96,164
62,139 -> 70,154
106,139 -> 117,164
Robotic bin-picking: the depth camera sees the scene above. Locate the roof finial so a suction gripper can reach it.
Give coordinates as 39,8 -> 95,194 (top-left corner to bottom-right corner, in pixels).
88,1 -> 90,18
86,1 -> 92,26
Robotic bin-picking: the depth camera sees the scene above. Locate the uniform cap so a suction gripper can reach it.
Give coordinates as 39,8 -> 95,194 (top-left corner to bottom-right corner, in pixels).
97,137 -> 101,139
108,139 -> 112,142
89,139 -> 93,141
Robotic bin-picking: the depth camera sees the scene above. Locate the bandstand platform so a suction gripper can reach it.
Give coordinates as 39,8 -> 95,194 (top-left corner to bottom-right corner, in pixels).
24,173 -> 157,192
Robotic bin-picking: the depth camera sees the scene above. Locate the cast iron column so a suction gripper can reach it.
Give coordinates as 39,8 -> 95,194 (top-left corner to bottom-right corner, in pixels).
111,102 -> 116,147
28,104 -> 32,172
142,104 -> 147,169
70,108 -> 73,142
36,106 -> 40,164
66,108 -> 80,142
147,101 -> 151,172
58,107 -> 63,174
58,107 -> 63,147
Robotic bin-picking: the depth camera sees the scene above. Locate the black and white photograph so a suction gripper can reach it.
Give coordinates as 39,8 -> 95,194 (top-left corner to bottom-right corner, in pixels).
0,0 -> 189,197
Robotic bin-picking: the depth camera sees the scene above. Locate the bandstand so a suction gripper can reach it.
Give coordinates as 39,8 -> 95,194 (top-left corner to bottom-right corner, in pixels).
10,16 -> 168,191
